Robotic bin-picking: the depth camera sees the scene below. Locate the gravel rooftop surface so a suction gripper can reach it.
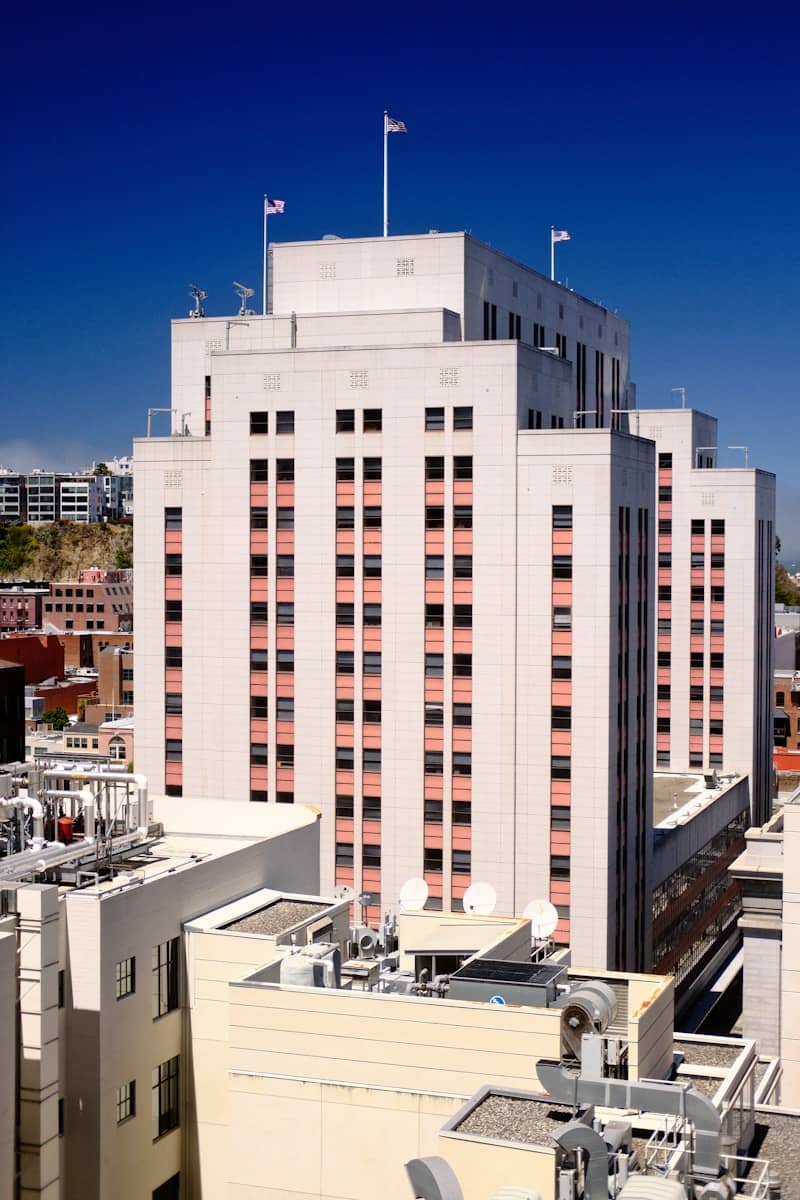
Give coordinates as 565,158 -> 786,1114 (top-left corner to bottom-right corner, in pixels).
749,1112 -> 800,1196
679,1074 -> 722,1097
457,1095 -> 577,1146
674,1039 -> 741,1068
223,899 -> 328,936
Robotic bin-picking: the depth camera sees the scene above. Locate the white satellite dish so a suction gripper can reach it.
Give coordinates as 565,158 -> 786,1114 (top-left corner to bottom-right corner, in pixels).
463,881 -> 497,915
334,885 -> 356,903
523,899 -> 559,940
399,877 -> 429,912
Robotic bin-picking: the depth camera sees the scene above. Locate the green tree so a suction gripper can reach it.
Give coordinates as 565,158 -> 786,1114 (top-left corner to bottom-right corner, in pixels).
41,706 -> 70,730
94,462 -> 110,476
0,524 -> 37,575
114,545 -> 133,569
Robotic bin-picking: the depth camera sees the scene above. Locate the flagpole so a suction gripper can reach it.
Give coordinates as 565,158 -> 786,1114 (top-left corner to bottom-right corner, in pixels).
383,111 -> 389,237
550,226 -> 555,282
262,197 -> 268,316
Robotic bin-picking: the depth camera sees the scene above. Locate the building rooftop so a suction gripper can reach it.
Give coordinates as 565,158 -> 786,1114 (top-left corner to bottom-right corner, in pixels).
653,770 -> 743,828
222,898 -> 330,936
454,1091 -> 577,1146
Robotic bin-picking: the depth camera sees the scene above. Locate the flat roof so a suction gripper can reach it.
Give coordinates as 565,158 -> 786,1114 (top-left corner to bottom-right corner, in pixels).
456,1092 -> 576,1146
653,771 -> 745,828
223,899 -> 329,936
750,1109 -> 800,1196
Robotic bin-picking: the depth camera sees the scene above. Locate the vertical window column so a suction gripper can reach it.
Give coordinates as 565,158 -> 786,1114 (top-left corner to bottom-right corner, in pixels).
450,455 -> 473,909
334,459 -> 358,891
361,458 -> 382,917
615,506 -> 632,968
656,454 -> 673,766
708,518 -> 726,767
550,505 -> 573,943
164,508 -> 183,796
274,459 -> 295,803
250,460 -> 270,801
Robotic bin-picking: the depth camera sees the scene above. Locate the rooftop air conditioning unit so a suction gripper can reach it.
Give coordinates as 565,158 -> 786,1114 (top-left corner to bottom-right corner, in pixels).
351,926 -> 380,959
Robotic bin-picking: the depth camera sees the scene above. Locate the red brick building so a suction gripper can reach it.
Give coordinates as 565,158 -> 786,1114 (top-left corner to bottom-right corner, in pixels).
42,571 -> 132,633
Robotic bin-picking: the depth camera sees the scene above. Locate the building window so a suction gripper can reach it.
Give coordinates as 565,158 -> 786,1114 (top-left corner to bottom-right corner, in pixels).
710,652 -> 724,669
363,506 -> 382,528
153,938 -> 179,1018
453,455 -> 472,480
115,957 -> 135,999
453,505 -> 472,529
250,743 -> 268,766
250,459 -> 269,482
164,599 -> 182,622
552,505 -> 573,529
425,604 -> 444,628
336,409 -> 356,433
116,1080 -> 136,1124
452,848 -> 472,876
425,506 -> 445,530
657,684 -> 671,701
453,653 -> 472,677
659,618 -> 672,635
276,411 -> 295,434
336,457 -> 355,481
425,798 -> 443,823
425,702 -> 444,726
423,847 -> 443,872
710,719 -> 724,736
276,744 -> 294,768
363,748 -> 381,772
552,706 -> 571,730
152,1057 -> 180,1140
657,651 -> 672,668
690,586 -> 704,602
551,806 -> 571,831
251,696 -> 268,719
363,796 -> 381,822
711,519 -> 725,535
336,554 -> 355,578
277,602 -> 294,624
656,750 -> 671,767
364,603 -> 381,626
165,553 -> 182,576
250,648 -> 268,671
164,508 -> 182,531
658,519 -> 672,536
425,407 -> 445,431
276,459 -> 294,482
336,651 -> 354,675
691,552 -> 704,568
250,555 -> 269,577
425,456 -> 445,481
453,406 -> 473,431
336,747 -> 354,771
483,302 -> 497,340
336,698 -> 354,723
335,843 -> 354,867
552,556 -> 572,580
165,739 -> 182,762
277,555 -> 294,577
658,486 -> 672,502
690,652 -> 704,669
276,650 -> 294,673
364,554 -> 382,577
691,519 -> 704,535
552,656 -> 572,680
658,453 -> 672,469
362,843 -> 381,868
250,507 -> 269,529
453,604 -> 472,628
425,750 -> 444,774
711,587 -> 725,603
250,412 -> 269,435
335,795 -> 354,818
551,855 -> 571,880
336,506 -> 355,530
656,717 -> 671,733
251,601 -> 268,623
276,697 -> 294,721
363,651 -> 381,675
336,603 -> 355,627
551,756 -> 571,780
363,699 -> 381,724
363,456 -> 382,480
363,409 -> 382,432
452,751 -> 471,776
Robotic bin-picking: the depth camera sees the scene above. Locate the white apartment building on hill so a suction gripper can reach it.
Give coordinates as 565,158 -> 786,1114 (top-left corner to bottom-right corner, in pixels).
134,230 -> 773,974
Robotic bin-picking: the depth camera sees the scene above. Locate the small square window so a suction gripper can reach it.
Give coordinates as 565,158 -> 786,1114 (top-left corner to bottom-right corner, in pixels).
276,458 -> 294,482
116,1080 -> 136,1124
425,456 -> 445,481
425,407 -> 445,431
336,457 -> 355,481
276,411 -> 295,434
250,412 -> 269,435
363,457 -> 382,480
363,409 -> 382,432
115,957 -> 135,1000
453,406 -> 473,430
250,459 -> 268,482
336,409 -> 356,433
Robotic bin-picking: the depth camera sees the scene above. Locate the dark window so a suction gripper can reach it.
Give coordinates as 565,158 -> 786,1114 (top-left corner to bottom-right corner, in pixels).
691,552 -> 704,568
710,652 -> 724,669
153,1057 -> 180,1139
454,505 -> 472,529
364,457 -> 382,480
425,750 -> 444,774
335,842 -> 354,866
656,717 -> 671,733
656,750 -> 670,767
551,855 -> 571,880
363,506 -> 382,528
362,843 -> 381,867
336,603 -> 355,627
425,456 -> 445,481
453,702 -> 472,726
277,602 -> 294,624
425,407 -> 445,431
165,554 -> 182,576
425,653 -> 444,677
250,412 -> 269,435
657,684 -> 671,701
364,555 -> 381,577
250,649 -> 268,671
363,699 -> 381,724
165,694 -> 183,715
454,555 -> 472,578
363,651 -> 381,675
658,586 -> 672,602
276,411 -> 294,435
165,647 -> 182,669
452,800 -> 472,826
659,552 -> 672,568
276,697 -> 294,721
116,1080 -> 136,1124
552,506 -> 573,529
425,506 -> 445,529
452,751 -> 471,776
251,555 -> 268,577
277,555 -> 294,577
552,656 -> 572,679
363,409 -> 382,432
711,553 -> 725,568
336,651 -> 354,675
363,603 -> 381,626
153,938 -> 180,1018
551,756 -> 571,780
336,458 -> 355,481
658,486 -> 672,502
423,847 -> 443,872
711,519 -> 725,535
711,586 -> 725,603
250,743 -> 268,765
335,746 -> 354,771
250,507 -> 269,529
551,806 -> 571,831
709,686 -> 724,703
165,739 -> 183,762
277,650 -> 294,673
483,302 -> 498,340
690,717 -> 703,735
453,406 -> 473,430
276,458 -> 294,482
658,519 -> 672,536
552,706 -> 571,730
425,604 -> 444,628
453,654 -> 472,677
553,556 -> 572,580
690,652 -> 704,668
336,409 -> 356,433
690,685 -> 704,701
363,748 -> 381,772
553,607 -> 572,630
691,519 -> 705,536
425,703 -> 444,726
453,456 -> 472,480
276,744 -> 294,768
251,601 -> 268,623
452,849 -> 472,874
164,600 -> 182,622
115,957 -> 135,999
659,618 -> 672,635
336,554 -> 355,577
164,508 -> 182,531
336,507 -> 355,529
335,794 -> 354,818
691,586 -> 704,602
690,619 -> 704,635
658,453 -> 672,469
425,798 -> 443,823
710,719 -> 723,736
250,696 -> 268,719
250,459 -> 268,482
453,604 -> 472,627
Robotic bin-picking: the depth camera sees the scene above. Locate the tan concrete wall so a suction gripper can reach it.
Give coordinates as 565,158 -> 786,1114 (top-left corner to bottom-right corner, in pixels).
628,974 -> 675,1081
780,801 -> 800,1105
438,1131 -> 556,1200
0,923 -> 16,1200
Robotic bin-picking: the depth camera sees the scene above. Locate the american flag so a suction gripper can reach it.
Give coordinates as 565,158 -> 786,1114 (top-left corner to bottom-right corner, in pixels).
552,229 -> 570,242
265,197 -> 285,214
386,115 -> 407,133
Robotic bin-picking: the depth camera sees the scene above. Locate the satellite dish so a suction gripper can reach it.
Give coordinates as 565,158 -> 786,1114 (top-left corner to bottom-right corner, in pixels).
523,899 -> 559,940
463,882 -> 497,915
399,877 -> 429,912
334,885 -> 356,902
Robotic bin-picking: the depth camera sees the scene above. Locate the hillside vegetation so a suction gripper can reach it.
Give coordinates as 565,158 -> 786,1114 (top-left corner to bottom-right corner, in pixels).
0,522 -> 132,581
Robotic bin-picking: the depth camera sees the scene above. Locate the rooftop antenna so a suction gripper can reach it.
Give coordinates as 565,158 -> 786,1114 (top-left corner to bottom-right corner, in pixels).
522,899 -> 558,941
233,281 -> 256,317
728,445 -> 750,468
188,284 -> 207,318
671,386 -> 687,408
463,881 -> 497,916
399,876 -> 428,912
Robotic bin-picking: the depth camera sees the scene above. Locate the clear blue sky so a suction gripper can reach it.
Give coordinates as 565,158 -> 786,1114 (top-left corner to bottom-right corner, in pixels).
2,1 -> 799,559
